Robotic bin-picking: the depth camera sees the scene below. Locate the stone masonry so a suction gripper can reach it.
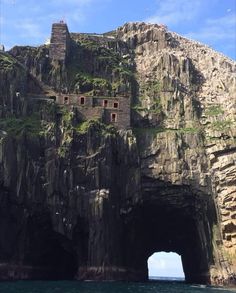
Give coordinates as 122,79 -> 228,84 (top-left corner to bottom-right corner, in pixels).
49,22 -> 71,62
56,94 -> 130,129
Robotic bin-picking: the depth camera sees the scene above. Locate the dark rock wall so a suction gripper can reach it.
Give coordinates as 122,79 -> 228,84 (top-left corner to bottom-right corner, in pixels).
0,22 -> 235,286
0,112 -> 141,280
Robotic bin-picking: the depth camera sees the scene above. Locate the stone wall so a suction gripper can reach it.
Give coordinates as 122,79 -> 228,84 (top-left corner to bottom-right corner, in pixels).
2,21 -> 235,286
76,107 -> 105,122
56,94 -> 130,129
49,22 -> 70,62
56,94 -> 93,106
102,96 -> 130,129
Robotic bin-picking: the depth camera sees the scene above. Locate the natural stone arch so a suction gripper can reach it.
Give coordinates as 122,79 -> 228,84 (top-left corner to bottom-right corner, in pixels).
121,179 -> 216,284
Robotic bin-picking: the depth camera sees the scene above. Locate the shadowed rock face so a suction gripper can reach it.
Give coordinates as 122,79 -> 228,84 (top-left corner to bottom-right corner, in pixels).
0,22 -> 235,286
0,129 -> 214,284
123,179 -> 215,283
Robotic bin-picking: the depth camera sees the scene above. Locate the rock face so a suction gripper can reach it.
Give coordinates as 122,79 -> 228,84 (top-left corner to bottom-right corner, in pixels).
118,22 -> 236,285
0,22 -> 235,285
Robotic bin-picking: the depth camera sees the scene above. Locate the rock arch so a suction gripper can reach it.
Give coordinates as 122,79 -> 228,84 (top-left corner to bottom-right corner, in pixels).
120,180 -> 215,283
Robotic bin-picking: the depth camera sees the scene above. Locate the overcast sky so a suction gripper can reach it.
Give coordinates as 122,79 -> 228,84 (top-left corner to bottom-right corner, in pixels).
0,0 -> 235,59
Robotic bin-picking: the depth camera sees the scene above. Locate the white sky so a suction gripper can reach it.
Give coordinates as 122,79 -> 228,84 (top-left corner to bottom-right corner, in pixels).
148,252 -> 185,278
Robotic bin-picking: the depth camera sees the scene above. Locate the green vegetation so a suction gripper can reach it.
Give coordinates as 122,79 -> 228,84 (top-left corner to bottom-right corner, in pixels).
139,80 -> 162,97
132,97 -> 162,115
211,120 -> 233,131
75,119 -> 98,134
40,101 -> 58,118
75,119 -> 116,136
113,66 -> 134,79
133,80 -> 163,115
67,35 -> 134,95
103,30 -> 117,38
0,115 -> 42,137
59,107 -> 74,129
133,127 -> 165,136
149,97 -> 162,114
132,105 -> 148,112
98,48 -> 120,65
111,81 -> 121,93
205,105 -> 224,116
57,108 -> 117,158
149,80 -> 162,94
78,37 -> 99,51
57,107 -> 74,158
176,127 -> 200,134
71,72 -> 111,94
0,53 -> 17,70
41,121 -> 56,137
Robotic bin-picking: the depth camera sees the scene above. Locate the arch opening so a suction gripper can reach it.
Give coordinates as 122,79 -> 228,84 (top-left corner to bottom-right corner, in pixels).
123,182 -> 216,284
148,252 -> 185,281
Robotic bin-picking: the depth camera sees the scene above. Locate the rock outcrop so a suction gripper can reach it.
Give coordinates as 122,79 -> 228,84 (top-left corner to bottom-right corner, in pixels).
0,22 -> 235,286
118,22 -> 236,285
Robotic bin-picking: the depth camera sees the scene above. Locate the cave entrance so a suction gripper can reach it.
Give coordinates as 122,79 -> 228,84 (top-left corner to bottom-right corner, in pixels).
24,212 -> 79,280
148,252 -> 185,280
123,181 -> 215,284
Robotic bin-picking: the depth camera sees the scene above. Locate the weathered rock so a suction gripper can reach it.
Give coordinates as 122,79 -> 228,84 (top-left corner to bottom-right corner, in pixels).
118,22 -> 236,285
0,22 -> 235,286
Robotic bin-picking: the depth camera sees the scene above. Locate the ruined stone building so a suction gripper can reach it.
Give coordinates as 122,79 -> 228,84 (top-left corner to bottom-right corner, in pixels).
1,19 -> 236,286
56,94 -> 130,129
48,22 -> 131,129
49,21 -> 71,62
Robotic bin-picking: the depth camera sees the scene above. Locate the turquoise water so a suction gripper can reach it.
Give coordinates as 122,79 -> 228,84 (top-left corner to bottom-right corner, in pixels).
0,281 -> 236,293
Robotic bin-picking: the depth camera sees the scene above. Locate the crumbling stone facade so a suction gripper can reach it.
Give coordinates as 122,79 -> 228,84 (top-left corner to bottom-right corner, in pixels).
47,22 -> 131,129
56,94 -> 130,129
49,22 -> 70,62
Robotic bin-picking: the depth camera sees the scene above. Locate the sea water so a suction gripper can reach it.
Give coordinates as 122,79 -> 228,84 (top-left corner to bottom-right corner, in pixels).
0,280 -> 236,293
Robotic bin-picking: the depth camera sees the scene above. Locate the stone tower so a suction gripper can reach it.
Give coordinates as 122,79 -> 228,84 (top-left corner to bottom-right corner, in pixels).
49,21 -> 70,62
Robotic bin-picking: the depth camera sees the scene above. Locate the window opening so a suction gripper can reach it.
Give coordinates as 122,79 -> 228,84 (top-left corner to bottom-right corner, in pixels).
64,96 -> 69,104
113,102 -> 119,108
111,113 -> 117,123
80,97 -> 85,105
